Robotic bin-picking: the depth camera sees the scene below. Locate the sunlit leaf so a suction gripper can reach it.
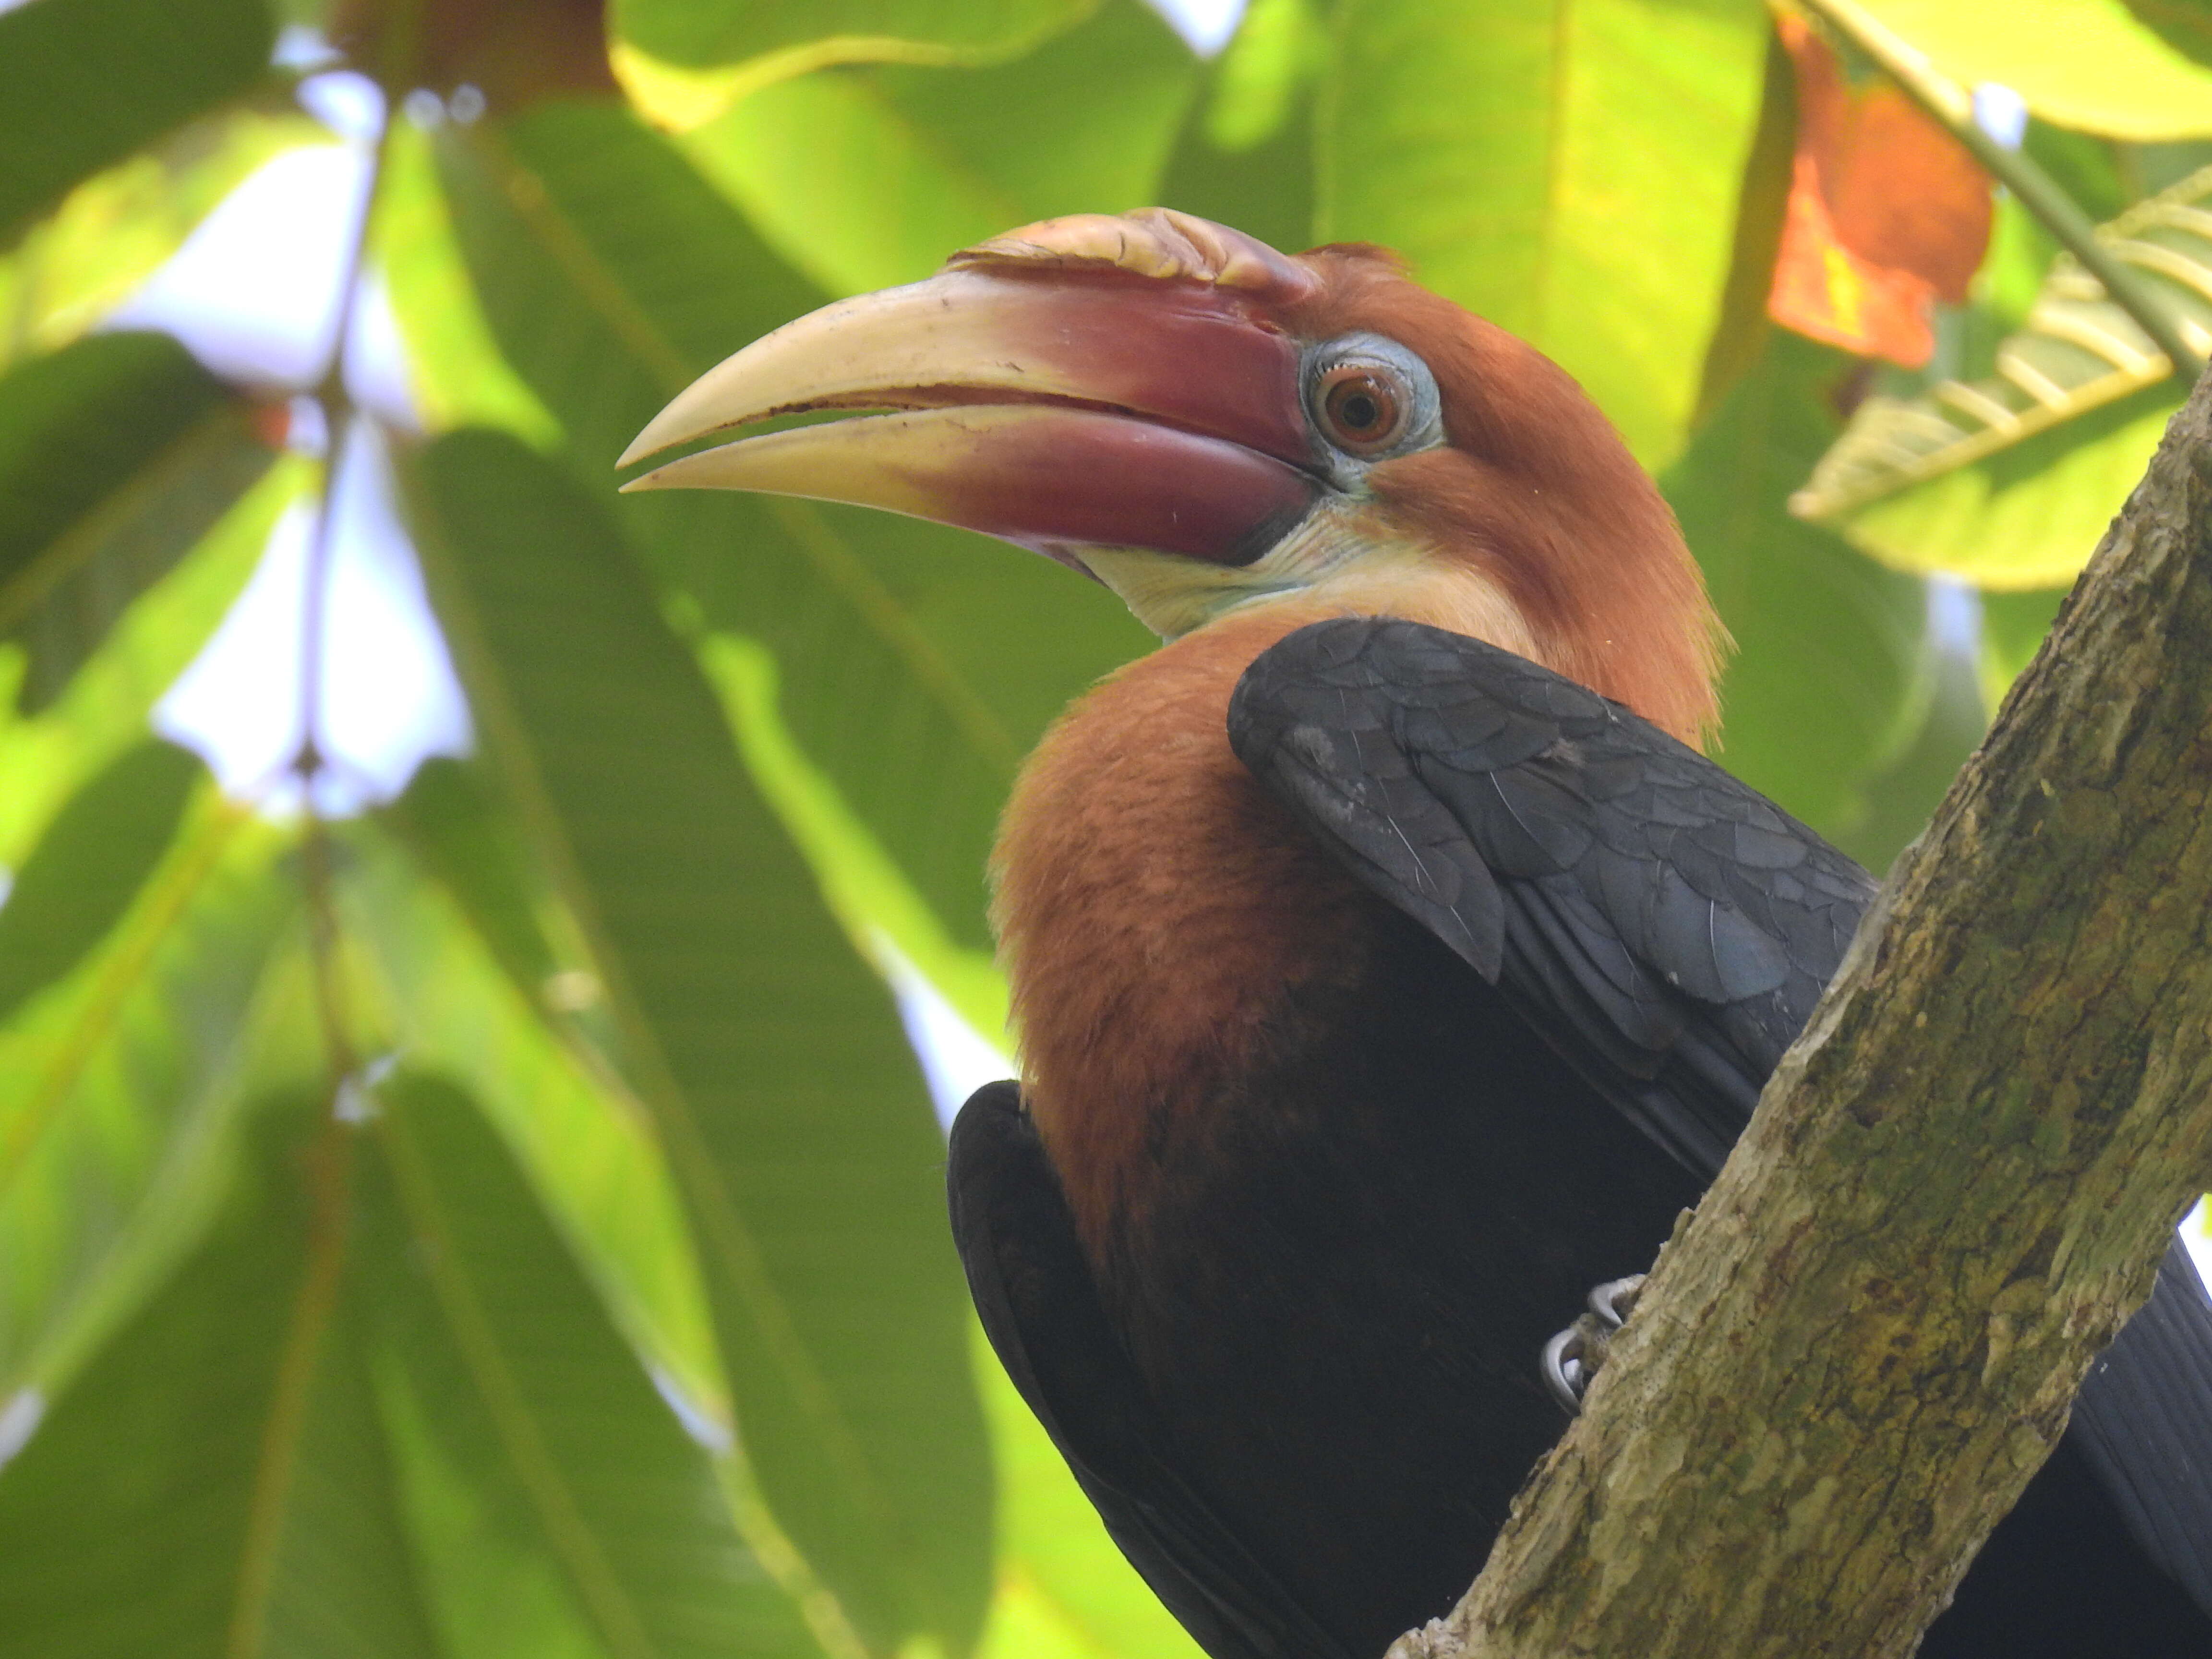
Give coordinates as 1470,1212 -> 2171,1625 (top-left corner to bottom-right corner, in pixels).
0,0 -> 276,244
350,794 -> 724,1410
381,757 -> 560,998
1317,0 -> 1767,467
0,807 -> 289,1394
436,98 -> 1148,951
680,0 -> 1196,296
0,453 -> 301,868
1848,0 -> 2212,139
0,331 -> 276,711
0,739 -> 201,1025
373,122 -> 560,445
367,1071 -> 824,1659
0,108 -> 324,371
0,1093 -> 444,1659
1156,5 -> 1320,267
1694,27 -> 1797,423
0,1062 -> 817,1659
1793,168 -> 2212,584
1198,0 -> 1324,155
405,428 -> 992,1659
1664,329 -> 1929,834
613,0 -> 1091,73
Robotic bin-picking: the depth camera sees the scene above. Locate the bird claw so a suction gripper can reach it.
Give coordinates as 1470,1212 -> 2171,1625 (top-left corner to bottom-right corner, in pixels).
1539,1274 -> 1646,1415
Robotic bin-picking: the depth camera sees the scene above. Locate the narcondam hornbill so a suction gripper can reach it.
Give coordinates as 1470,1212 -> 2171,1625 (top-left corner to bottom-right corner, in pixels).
622,209 -> 2212,1658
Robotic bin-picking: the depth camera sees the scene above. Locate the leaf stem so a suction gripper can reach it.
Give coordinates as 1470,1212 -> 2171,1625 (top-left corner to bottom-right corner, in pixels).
1799,0 -> 2207,374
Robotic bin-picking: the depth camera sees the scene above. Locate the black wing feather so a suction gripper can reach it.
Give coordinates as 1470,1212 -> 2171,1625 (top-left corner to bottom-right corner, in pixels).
2069,1240 -> 2212,1612
948,1082 -> 1353,1659
1231,617 -> 1872,1177
1228,615 -> 2212,1621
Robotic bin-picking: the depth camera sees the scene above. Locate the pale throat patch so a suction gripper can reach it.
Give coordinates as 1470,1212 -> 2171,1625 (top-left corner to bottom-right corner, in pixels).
1080,511 -> 1541,658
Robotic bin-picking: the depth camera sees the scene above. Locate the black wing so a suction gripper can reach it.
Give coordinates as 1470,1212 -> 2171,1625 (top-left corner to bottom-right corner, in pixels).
1228,615 -> 2212,1624
2067,1238 -> 2212,1613
1229,616 -> 1873,1179
948,1082 -> 1353,1659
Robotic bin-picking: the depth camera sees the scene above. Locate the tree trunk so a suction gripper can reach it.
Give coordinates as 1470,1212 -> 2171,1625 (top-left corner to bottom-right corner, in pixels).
1391,366 -> 2212,1659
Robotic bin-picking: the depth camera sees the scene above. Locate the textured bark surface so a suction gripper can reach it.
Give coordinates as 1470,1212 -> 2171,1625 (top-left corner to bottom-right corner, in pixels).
1390,368 -> 2212,1659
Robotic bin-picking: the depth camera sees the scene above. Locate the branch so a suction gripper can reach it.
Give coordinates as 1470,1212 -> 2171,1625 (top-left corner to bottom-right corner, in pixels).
1392,365 -> 2212,1657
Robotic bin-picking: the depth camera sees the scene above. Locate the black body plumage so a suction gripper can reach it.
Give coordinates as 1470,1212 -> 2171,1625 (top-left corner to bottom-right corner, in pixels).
950,617 -> 2212,1659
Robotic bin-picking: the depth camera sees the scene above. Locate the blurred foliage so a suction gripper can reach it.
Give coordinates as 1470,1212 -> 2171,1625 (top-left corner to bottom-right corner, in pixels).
0,0 -> 2203,1654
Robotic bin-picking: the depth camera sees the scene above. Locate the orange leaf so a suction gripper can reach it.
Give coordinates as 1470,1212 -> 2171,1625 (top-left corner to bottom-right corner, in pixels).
1767,13 -> 1993,368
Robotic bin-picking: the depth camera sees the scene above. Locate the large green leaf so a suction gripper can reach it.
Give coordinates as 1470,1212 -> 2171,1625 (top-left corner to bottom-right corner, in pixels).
435,97 -> 1149,952
0,330 -> 275,711
1315,0 -> 1767,468
405,427 -> 992,1659
1848,0 -> 2212,139
368,1072 -> 824,1659
680,0 -> 1197,297
353,790 -> 725,1411
0,738 -> 201,1024
373,124 -> 561,447
0,1094 -> 442,1659
0,451 -> 300,869
1663,330 -> 1930,834
613,0 -> 1091,72
0,0 -> 276,244
0,807 -> 290,1394
1155,0 -> 1322,268
435,101 -> 817,480
0,109 -> 323,372
0,1065 -> 817,1659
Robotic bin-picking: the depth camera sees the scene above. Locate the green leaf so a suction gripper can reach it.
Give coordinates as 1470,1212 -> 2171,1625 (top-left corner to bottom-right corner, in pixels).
1850,0 -> 2212,139
0,1063 -> 817,1659
0,330 -> 276,710
405,427 -> 992,1659
346,809 -> 726,1419
0,0 -> 276,244
680,0 -> 1197,297
0,109 -> 324,372
0,809 -> 292,1393
1790,165 -> 2212,586
368,1071 -> 824,1659
1156,3 -> 1321,269
1807,382 -> 2178,589
0,738 -> 201,1024
0,1093 -> 444,1659
1663,330 -> 1930,834
1197,0 -> 1325,156
0,449 -> 300,869
382,756 -> 561,998
613,0 -> 1091,72
1979,584 -> 2070,709
437,101 -> 818,475
1315,0 -> 1767,467
435,97 -> 1149,951
374,121 -> 561,446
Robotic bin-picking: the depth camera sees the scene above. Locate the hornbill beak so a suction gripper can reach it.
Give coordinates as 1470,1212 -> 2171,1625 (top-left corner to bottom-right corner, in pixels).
617,214 -> 1325,576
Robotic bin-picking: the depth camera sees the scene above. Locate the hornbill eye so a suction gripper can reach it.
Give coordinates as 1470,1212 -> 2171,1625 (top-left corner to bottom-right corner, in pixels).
1304,336 -> 1439,465
1317,366 -> 1407,453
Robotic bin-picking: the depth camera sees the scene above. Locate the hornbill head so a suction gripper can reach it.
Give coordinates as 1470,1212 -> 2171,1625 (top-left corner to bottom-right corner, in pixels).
620,208 -> 1720,745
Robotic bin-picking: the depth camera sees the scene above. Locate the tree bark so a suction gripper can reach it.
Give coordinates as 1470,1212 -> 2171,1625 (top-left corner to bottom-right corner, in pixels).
1390,367 -> 2212,1659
